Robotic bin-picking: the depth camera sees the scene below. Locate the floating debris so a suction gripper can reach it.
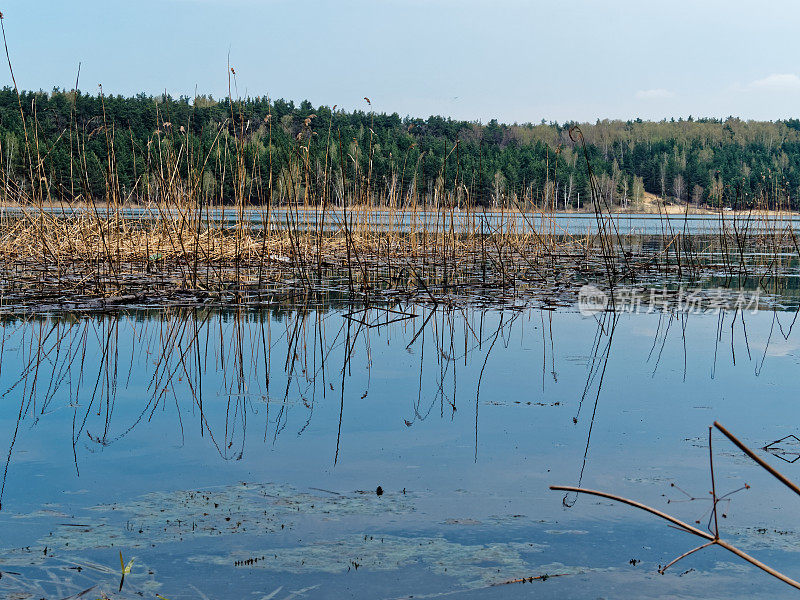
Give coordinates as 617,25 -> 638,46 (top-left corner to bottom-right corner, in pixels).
190,534 -> 551,588
1,482 -> 417,556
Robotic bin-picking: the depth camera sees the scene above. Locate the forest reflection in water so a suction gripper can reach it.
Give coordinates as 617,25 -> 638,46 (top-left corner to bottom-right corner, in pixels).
1,298 -> 800,598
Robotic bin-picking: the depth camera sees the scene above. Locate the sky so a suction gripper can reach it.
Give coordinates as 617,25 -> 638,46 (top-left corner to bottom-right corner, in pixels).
2,0 -> 800,124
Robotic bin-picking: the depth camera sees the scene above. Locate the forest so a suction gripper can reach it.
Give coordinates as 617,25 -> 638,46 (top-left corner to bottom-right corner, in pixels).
1,87 -> 799,209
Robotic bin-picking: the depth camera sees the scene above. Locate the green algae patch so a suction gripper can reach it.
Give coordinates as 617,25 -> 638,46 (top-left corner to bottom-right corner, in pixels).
3,482 -> 416,555
189,534 -> 550,588
0,482 -> 419,598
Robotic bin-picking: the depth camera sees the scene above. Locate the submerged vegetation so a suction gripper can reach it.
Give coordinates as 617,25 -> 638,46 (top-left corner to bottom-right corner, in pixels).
2,302 -> 800,597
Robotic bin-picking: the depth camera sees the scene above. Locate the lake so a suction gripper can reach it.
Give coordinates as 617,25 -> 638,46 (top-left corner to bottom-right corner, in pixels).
4,205 -> 800,235
2,299 -> 800,598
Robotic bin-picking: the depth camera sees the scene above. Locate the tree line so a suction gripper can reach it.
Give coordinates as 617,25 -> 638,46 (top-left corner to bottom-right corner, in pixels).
1,87 -> 799,209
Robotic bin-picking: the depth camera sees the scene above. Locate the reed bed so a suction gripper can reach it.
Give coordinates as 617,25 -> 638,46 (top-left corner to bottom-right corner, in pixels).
0,15 -> 796,313
0,198 -> 795,314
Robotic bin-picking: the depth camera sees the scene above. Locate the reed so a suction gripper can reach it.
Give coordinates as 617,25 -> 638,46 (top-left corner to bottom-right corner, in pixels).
552,423 -> 800,590
0,16 -> 795,314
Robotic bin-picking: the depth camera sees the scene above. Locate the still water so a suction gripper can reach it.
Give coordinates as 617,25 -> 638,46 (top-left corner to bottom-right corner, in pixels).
1,303 -> 800,598
6,206 -> 800,235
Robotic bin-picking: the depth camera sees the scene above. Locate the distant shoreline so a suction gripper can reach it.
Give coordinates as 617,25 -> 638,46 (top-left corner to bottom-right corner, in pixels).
0,201 -> 797,219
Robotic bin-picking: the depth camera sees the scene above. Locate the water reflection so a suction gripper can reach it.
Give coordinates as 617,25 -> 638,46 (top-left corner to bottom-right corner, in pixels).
2,300 -> 799,492
2,300 -> 800,597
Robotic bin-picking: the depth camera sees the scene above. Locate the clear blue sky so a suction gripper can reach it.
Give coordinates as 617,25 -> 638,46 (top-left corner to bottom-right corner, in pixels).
2,0 -> 799,123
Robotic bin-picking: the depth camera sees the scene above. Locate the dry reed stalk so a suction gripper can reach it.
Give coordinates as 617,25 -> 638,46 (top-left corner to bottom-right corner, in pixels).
552,422 -> 800,590
0,16 -> 792,311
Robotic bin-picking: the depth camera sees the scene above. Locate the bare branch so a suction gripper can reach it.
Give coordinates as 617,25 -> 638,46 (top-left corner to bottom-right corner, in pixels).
550,484 -> 800,589
659,541 -> 714,574
714,421 -> 800,498
549,485 -> 713,540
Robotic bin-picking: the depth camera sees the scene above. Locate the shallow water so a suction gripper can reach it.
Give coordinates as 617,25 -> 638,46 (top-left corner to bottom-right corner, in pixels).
6,206 -> 800,235
1,303 -> 800,598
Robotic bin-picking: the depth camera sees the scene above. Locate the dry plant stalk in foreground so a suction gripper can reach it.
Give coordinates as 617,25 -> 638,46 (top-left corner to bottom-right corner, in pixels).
551,421 -> 800,590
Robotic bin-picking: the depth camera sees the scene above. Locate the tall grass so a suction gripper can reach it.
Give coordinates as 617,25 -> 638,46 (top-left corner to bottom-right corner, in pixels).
0,18 -> 796,311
